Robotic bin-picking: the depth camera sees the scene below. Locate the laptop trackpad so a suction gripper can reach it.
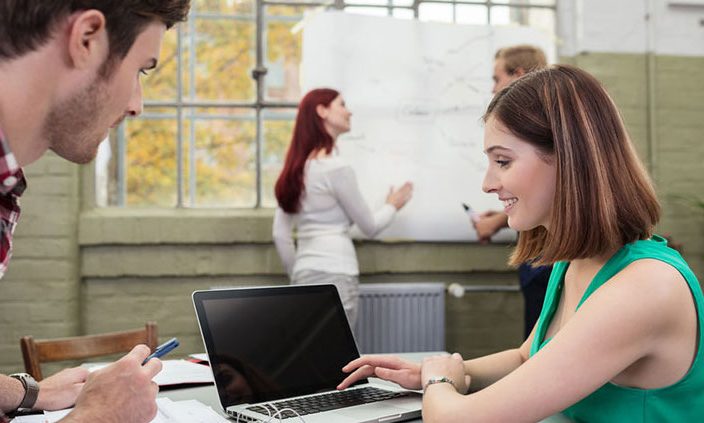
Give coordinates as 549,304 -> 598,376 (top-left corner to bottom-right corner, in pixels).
337,403 -> 413,422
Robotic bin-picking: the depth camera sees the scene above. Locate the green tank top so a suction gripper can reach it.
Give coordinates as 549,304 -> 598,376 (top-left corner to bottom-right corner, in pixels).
529,235 -> 704,422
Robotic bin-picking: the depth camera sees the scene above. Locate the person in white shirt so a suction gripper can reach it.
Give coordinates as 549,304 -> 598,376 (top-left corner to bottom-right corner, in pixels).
273,88 -> 413,329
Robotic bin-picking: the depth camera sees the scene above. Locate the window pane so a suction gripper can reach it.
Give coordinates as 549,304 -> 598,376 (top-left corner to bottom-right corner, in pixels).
274,0 -> 326,4
194,0 -> 255,14
142,30 -> 178,101
489,5 -> 511,24
392,8 -> 415,19
123,109 -> 179,207
524,7 -> 555,39
492,0 -> 555,5
265,6 -> 310,102
344,6 -> 390,17
456,5 -> 488,25
189,16 -> 256,101
262,109 -> 297,208
95,137 -> 112,207
490,5 -> 555,37
186,108 -> 257,207
418,3 -> 454,23
393,0 -> 413,6
346,0 -> 389,5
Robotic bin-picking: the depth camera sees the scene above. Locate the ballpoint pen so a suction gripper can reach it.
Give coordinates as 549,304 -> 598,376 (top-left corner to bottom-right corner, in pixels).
142,337 -> 180,365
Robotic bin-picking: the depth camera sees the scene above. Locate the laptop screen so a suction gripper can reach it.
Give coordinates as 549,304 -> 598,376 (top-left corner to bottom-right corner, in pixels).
192,285 -> 366,409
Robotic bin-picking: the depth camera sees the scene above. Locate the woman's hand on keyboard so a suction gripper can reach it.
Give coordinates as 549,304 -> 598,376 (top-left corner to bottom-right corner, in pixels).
337,355 -> 421,391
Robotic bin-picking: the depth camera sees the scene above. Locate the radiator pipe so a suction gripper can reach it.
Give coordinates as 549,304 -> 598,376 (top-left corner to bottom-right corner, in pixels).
446,283 -> 520,298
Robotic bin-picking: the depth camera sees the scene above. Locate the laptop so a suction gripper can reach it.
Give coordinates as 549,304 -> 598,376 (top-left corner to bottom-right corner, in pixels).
192,284 -> 423,423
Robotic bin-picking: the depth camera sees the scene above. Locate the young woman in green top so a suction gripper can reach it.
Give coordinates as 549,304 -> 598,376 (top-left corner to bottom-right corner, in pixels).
336,65 -> 703,422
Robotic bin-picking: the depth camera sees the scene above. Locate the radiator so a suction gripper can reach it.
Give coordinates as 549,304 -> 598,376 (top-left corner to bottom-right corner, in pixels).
354,282 -> 446,354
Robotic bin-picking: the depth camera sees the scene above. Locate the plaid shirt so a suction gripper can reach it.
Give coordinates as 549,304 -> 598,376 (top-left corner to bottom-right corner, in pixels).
0,127 -> 26,279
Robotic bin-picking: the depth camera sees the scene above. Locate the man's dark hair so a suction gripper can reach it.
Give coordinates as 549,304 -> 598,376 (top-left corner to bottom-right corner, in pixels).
0,0 -> 190,67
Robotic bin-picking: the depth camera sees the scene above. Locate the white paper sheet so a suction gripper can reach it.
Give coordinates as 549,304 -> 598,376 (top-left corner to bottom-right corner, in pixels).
14,399 -> 228,423
85,359 -> 213,386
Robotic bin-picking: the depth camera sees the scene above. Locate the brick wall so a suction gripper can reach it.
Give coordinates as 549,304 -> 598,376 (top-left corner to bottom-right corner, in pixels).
0,154 -> 81,373
573,53 -> 704,276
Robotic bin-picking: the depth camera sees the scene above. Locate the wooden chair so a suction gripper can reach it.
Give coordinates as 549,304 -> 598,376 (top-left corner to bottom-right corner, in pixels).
20,322 -> 158,381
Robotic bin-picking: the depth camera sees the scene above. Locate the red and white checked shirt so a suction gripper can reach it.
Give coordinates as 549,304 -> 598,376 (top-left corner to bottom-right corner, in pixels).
0,127 -> 26,279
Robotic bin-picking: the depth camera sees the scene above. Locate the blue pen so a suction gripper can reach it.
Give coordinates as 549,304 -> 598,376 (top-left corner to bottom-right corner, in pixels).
142,337 -> 179,365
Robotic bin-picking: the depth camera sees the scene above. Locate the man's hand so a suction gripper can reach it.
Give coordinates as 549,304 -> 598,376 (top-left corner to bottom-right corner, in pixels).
62,345 -> 161,423
34,367 -> 89,411
472,211 -> 509,242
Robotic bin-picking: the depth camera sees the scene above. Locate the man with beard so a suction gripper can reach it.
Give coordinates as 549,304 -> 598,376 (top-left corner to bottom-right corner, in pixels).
0,1 -> 190,422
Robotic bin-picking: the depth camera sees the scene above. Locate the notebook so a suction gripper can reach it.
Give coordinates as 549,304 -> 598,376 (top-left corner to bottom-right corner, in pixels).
192,285 -> 423,423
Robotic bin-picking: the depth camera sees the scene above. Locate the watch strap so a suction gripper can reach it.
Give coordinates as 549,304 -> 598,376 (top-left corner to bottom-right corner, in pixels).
9,373 -> 39,411
424,376 -> 456,392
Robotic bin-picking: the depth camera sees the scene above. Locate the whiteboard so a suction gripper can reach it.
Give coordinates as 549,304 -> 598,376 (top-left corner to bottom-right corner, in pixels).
301,12 -> 555,241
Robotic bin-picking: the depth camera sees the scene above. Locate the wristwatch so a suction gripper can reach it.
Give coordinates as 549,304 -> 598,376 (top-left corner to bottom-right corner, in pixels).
9,373 -> 39,411
424,376 -> 456,392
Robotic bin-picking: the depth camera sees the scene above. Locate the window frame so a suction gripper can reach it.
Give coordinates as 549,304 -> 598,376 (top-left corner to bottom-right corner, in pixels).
104,0 -> 556,208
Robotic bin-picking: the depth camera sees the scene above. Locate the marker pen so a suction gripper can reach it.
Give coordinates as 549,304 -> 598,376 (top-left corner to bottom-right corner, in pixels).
462,203 -> 480,224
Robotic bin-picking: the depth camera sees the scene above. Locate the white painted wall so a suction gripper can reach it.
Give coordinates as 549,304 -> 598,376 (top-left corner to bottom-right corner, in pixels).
558,0 -> 704,56
653,1 -> 704,55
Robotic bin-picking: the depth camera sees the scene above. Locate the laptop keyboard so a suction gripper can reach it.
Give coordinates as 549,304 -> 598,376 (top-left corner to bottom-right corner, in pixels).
246,386 -> 410,418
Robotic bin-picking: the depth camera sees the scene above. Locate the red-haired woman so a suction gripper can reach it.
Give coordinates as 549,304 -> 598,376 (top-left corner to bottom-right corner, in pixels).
273,88 -> 413,329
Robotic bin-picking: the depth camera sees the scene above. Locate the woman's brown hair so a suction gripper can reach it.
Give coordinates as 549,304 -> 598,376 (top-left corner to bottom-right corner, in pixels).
484,65 -> 660,266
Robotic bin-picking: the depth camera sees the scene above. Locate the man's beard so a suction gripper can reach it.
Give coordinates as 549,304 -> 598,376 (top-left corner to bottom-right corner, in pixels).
44,77 -> 108,164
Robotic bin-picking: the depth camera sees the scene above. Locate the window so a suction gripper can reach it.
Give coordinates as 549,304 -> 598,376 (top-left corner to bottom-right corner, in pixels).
96,0 -> 555,208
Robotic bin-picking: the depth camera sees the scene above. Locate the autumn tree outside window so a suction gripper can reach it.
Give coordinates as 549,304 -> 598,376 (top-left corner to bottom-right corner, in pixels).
96,0 -> 555,208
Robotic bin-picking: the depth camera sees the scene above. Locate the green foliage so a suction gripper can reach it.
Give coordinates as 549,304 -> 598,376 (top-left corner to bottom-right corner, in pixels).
116,4 -> 306,207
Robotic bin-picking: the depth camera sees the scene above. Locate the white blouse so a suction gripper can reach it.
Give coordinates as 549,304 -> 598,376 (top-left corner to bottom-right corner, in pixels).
272,156 -> 396,276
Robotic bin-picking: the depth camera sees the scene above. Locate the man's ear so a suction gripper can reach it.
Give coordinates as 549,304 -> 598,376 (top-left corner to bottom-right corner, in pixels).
67,10 -> 108,70
316,104 -> 328,119
514,67 -> 526,77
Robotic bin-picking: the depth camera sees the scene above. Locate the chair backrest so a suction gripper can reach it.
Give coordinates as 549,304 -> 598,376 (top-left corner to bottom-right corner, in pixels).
20,322 -> 158,380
